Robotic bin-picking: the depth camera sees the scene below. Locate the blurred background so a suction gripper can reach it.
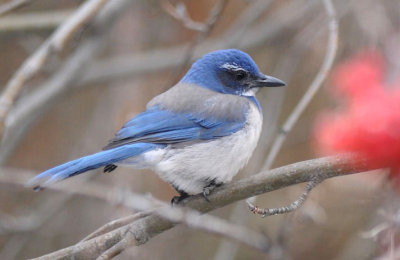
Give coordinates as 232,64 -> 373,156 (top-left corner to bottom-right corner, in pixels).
0,0 -> 399,259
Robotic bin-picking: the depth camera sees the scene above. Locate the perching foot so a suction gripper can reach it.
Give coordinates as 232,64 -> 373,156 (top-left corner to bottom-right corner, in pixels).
202,180 -> 223,202
104,164 -> 118,173
171,191 -> 190,205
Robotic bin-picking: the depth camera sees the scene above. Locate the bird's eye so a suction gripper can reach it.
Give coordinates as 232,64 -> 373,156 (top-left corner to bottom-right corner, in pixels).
234,70 -> 247,81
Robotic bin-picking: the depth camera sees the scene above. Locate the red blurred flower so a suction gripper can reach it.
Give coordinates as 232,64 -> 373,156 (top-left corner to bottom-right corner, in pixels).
315,50 -> 400,177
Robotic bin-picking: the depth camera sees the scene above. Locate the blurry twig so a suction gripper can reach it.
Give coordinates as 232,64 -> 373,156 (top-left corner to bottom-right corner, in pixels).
0,0 -> 111,140
81,0 -> 319,85
0,0 -> 318,165
246,0 -> 338,216
0,10 -> 72,32
168,0 -> 227,86
0,0 -> 132,164
0,38 -> 104,164
262,0 -> 338,171
221,0 -> 274,47
80,211 -> 152,242
0,0 -> 33,17
160,0 -> 207,32
32,155 -> 373,259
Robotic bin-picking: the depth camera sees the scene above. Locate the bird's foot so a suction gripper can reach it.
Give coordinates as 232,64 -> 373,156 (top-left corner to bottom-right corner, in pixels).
104,164 -> 117,173
171,191 -> 190,206
202,181 -> 223,202
202,187 -> 212,202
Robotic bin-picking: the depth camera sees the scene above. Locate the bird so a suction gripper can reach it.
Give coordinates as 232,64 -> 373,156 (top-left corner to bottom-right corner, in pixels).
27,49 -> 285,203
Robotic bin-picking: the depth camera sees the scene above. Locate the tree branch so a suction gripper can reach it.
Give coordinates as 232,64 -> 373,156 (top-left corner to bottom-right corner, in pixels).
0,0 -> 34,17
31,155 -> 375,259
166,0 -> 227,87
0,0 -> 112,140
0,9 -> 72,32
262,0 -> 339,171
80,0 -> 319,85
0,0 -> 319,166
160,0 -> 208,32
246,0 -> 339,213
0,0 -> 132,164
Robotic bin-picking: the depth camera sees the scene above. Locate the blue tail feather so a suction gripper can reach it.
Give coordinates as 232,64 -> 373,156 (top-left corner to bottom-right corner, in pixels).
28,143 -> 163,189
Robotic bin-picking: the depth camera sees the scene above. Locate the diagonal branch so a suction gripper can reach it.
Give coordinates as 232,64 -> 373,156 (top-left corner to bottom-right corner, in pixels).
160,0 -> 208,32
0,0 -> 132,164
262,0 -> 339,171
245,0 -> 339,214
0,0 -> 319,166
0,0 -> 112,140
166,0 -> 227,87
31,155 -> 374,259
0,9 -> 72,32
0,0 -> 34,17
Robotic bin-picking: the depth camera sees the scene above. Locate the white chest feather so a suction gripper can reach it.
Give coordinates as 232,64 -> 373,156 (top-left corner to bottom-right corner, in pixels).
132,103 -> 263,194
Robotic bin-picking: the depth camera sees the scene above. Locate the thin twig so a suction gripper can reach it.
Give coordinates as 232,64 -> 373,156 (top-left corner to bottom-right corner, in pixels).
0,37 -> 104,164
0,0 -> 131,164
31,155 -> 373,259
262,0 -> 338,171
160,0 -> 207,32
246,0 -> 338,218
80,0 -> 319,85
79,211 -> 152,243
0,0 -> 307,163
0,0 -> 33,17
0,0 -> 111,140
247,178 -> 323,217
221,0 -> 275,47
0,9 -> 72,32
167,0 -> 227,86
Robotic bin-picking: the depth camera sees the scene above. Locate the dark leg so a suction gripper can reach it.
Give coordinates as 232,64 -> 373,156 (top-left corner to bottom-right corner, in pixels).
171,189 -> 190,205
104,164 -> 117,173
202,180 -> 223,202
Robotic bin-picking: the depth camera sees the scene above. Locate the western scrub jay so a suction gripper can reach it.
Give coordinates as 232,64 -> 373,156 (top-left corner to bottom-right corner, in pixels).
28,49 -> 285,203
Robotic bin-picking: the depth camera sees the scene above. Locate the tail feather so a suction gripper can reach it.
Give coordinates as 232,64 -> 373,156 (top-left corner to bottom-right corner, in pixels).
27,143 -> 162,190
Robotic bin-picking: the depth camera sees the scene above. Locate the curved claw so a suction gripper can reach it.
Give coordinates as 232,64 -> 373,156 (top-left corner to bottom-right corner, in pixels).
202,190 -> 211,202
171,192 -> 190,206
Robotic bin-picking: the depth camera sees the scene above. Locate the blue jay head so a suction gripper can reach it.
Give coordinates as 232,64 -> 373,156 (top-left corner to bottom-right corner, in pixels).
181,49 -> 285,96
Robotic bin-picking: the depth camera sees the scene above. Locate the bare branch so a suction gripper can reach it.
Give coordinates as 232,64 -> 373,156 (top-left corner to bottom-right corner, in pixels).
160,0 -> 207,32
0,0 -> 318,166
0,38 -> 104,164
0,9 -> 72,32
31,155 -> 374,259
262,0 -> 339,171
0,0 -> 33,17
167,0 -> 227,86
80,0 -> 319,85
0,167 -> 271,254
215,1 -> 351,257
114,193 -> 272,253
247,178 -> 323,217
79,212 -> 152,243
0,0 -> 132,164
248,0 -> 338,219
0,0 -> 112,139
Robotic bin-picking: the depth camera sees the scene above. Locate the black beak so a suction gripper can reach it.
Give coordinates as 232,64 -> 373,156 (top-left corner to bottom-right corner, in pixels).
255,74 -> 286,87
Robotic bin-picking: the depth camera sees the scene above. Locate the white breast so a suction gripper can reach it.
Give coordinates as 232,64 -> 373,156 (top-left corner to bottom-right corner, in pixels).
133,102 -> 263,194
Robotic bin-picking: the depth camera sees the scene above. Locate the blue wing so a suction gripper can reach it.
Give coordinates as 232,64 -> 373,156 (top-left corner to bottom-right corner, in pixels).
103,106 -> 247,149
28,104 -> 247,189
